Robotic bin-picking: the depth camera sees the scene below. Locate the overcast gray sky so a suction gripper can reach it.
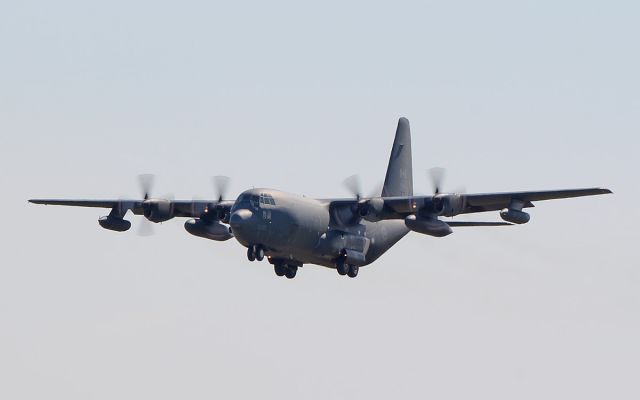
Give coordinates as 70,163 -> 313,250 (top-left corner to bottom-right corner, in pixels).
1,1 -> 638,399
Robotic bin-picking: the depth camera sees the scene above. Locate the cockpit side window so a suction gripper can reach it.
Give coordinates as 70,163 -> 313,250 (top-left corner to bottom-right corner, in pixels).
250,195 -> 260,209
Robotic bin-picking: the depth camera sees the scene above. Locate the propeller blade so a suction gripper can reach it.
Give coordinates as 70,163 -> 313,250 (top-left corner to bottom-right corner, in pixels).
213,176 -> 230,201
138,174 -> 155,200
367,181 -> 384,198
428,167 -> 446,195
137,218 -> 155,237
343,174 -> 362,199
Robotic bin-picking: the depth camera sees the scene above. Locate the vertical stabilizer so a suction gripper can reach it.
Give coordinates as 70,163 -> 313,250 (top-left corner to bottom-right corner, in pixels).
382,117 -> 413,197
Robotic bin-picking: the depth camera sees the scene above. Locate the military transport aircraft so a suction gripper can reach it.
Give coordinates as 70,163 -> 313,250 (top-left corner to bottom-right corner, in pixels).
30,118 -> 611,279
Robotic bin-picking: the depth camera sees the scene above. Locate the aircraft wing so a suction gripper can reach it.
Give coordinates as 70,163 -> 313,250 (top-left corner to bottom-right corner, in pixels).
327,187 -> 612,227
28,199 -> 234,218
459,188 -> 612,214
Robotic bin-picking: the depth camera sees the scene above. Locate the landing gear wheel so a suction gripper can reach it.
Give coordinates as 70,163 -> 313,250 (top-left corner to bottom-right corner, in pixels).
274,264 -> 286,277
247,247 -> 255,262
347,264 -> 359,278
255,246 -> 265,261
284,265 -> 297,279
336,259 -> 348,276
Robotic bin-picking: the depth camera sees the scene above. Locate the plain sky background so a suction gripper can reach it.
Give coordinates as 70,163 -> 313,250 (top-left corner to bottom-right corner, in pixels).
1,0 -> 638,399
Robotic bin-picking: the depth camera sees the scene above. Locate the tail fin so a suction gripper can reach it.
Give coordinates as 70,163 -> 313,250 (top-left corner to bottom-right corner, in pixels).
382,117 -> 413,197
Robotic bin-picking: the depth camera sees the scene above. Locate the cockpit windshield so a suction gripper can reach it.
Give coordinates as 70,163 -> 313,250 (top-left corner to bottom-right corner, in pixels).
235,192 -> 276,210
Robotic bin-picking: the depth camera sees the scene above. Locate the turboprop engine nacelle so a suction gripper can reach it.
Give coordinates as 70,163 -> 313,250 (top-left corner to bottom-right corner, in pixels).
404,215 -> 453,237
184,219 -> 233,241
142,199 -> 174,223
359,197 -> 385,222
431,194 -> 465,217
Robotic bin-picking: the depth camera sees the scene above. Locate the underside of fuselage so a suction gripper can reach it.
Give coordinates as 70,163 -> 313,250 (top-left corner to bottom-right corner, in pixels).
267,219 -> 410,269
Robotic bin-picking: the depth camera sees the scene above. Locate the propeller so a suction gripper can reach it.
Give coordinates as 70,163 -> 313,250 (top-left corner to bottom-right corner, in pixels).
342,174 -> 387,222
342,174 -> 382,199
190,176 -> 232,223
136,174 -> 173,236
135,174 -> 155,236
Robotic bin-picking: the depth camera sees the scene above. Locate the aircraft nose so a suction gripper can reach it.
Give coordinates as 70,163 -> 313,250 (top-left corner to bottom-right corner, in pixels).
229,209 -> 253,230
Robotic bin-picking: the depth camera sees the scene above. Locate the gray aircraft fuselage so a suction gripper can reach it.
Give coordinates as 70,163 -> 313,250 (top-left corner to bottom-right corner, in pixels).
229,188 -> 409,269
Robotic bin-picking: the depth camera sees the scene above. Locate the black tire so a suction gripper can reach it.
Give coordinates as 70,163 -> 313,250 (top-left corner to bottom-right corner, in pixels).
347,264 -> 359,278
255,246 -> 264,261
285,265 -> 297,279
247,247 -> 255,262
274,264 -> 286,277
336,259 -> 348,275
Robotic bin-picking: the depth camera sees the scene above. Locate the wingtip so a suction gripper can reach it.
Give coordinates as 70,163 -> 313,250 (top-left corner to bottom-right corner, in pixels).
596,188 -> 613,194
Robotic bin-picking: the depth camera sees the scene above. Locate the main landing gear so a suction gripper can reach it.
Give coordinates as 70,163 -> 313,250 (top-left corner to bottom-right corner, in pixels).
336,257 -> 359,278
247,245 -> 265,262
274,263 -> 297,279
